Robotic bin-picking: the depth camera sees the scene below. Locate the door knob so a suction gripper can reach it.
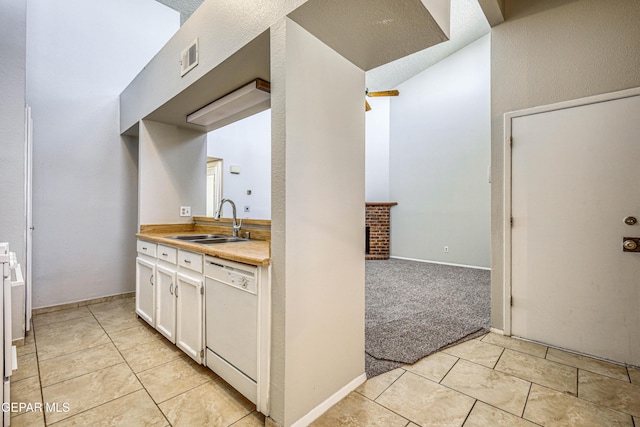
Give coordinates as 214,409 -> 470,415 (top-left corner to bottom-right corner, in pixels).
623,238 -> 640,252
624,216 -> 637,225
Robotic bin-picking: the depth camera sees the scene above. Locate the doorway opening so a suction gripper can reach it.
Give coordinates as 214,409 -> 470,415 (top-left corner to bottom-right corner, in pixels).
205,158 -> 222,217
363,33 -> 492,378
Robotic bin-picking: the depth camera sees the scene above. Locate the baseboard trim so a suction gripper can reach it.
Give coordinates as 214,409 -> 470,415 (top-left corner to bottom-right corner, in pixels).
389,256 -> 491,271
290,373 -> 367,427
490,328 -> 504,335
33,292 -> 135,315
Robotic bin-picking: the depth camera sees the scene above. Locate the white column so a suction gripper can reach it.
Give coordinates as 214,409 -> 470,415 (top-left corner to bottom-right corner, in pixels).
270,17 -> 366,427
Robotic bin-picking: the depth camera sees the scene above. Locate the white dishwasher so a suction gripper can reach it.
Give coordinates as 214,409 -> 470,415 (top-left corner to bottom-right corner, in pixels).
205,257 -> 258,403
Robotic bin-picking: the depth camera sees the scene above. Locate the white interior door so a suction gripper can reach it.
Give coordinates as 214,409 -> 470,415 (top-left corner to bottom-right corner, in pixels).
510,93 -> 640,366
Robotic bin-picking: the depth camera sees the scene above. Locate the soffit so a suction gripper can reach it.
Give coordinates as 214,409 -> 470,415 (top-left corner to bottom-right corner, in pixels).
143,30 -> 271,133
288,0 -> 450,71
365,0 -> 490,90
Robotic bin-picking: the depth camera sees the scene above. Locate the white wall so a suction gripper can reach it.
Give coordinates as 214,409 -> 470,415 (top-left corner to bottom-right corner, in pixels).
139,120 -> 207,225
365,97 -> 390,201
270,18 -> 365,426
490,0 -> 640,329
207,109 -> 271,219
0,0 -> 27,266
389,34 -> 491,268
26,0 -> 179,308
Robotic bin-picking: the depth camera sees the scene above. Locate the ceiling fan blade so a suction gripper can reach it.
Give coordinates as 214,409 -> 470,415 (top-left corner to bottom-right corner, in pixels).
367,90 -> 399,97
365,100 -> 372,111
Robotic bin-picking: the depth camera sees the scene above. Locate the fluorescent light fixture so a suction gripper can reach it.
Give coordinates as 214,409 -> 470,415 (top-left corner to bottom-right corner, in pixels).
186,79 -> 271,127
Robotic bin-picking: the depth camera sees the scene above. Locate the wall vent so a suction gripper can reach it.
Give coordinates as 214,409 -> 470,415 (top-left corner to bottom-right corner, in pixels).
180,38 -> 199,77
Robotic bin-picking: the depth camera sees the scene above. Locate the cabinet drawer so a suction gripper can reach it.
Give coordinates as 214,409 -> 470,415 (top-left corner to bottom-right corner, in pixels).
157,245 -> 177,264
178,250 -> 203,273
137,240 -> 157,257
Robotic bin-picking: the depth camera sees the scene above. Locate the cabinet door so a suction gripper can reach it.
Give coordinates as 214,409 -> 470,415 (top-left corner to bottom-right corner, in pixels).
176,272 -> 203,363
155,264 -> 177,343
135,257 -> 155,326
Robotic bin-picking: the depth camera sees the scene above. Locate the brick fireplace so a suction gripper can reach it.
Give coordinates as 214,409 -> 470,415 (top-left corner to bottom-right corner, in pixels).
365,202 -> 397,260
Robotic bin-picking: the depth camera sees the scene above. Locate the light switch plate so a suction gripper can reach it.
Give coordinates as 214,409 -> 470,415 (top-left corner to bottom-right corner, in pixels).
180,206 -> 191,217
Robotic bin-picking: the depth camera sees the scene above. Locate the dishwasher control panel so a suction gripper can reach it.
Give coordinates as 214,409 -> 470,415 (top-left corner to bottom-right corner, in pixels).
227,270 -> 256,293
204,257 -> 257,294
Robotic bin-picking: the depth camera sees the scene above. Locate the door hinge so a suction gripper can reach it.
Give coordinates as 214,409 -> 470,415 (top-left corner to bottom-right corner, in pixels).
200,286 -> 204,295
510,217 -> 513,227
200,349 -> 204,358
510,296 -> 513,306
510,136 -> 513,147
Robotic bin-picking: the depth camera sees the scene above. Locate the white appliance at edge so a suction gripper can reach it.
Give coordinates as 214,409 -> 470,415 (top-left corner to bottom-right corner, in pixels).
1,243 -> 13,426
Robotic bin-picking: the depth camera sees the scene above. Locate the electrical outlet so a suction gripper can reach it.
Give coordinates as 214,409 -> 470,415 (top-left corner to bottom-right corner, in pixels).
244,206 -> 250,213
444,246 -> 449,253
180,206 -> 191,217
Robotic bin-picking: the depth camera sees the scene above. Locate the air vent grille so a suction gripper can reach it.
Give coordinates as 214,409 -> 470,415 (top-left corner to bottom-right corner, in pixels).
180,38 -> 199,77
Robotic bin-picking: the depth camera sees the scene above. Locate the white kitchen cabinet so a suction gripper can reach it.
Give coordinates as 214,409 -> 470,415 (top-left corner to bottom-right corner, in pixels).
157,244 -> 177,264
178,249 -> 203,273
155,264 -> 177,343
155,244 -> 178,343
176,271 -> 203,363
135,238 -> 270,413
135,256 -> 155,326
137,240 -> 157,257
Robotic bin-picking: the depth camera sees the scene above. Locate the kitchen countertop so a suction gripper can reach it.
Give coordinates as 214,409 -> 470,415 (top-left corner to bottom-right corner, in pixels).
136,231 -> 270,267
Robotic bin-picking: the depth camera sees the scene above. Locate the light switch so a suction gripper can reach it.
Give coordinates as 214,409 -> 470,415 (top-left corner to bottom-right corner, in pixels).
230,165 -> 241,174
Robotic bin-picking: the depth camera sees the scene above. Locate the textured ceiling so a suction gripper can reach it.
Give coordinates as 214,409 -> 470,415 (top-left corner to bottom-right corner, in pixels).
155,0 -> 205,25
365,0 -> 490,90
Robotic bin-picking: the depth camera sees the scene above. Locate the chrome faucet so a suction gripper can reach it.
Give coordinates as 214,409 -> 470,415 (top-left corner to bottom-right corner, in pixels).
214,198 -> 243,237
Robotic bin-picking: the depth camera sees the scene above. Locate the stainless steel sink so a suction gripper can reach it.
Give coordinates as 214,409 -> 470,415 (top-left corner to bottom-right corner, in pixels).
194,237 -> 248,244
165,234 -> 248,244
166,234 -> 211,240
166,234 -> 230,240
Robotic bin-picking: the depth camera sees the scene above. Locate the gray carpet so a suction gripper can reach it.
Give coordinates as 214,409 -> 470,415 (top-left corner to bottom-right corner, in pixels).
365,259 -> 490,378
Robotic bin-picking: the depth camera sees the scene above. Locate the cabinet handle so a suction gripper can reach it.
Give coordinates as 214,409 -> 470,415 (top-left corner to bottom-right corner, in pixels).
162,253 -> 168,257
169,283 -> 173,295
149,274 -> 154,285
184,259 -> 191,264
175,285 -> 178,298
142,247 -> 147,250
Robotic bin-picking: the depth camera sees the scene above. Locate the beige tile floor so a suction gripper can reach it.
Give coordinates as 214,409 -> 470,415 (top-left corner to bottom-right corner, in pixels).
313,335 -> 640,427
11,297 -> 262,427
11,297 -> 640,426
